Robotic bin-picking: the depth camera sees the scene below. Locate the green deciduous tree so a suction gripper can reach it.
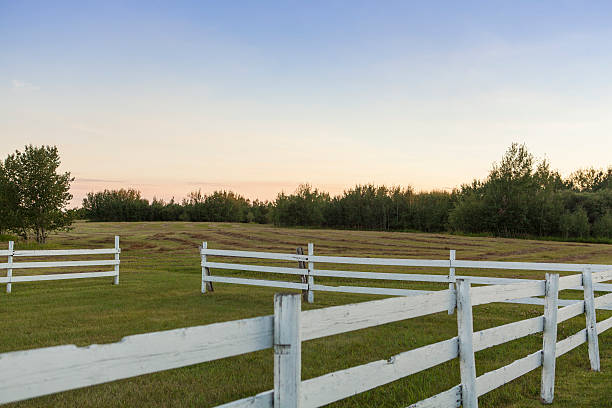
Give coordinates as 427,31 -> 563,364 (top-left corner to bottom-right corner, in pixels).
3,145 -> 74,243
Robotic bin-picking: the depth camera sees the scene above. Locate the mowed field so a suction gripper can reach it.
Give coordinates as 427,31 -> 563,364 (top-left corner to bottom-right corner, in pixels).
1,221 -> 612,408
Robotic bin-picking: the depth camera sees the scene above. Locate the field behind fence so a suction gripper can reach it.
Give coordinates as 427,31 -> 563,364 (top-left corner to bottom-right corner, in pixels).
1,221 -> 611,407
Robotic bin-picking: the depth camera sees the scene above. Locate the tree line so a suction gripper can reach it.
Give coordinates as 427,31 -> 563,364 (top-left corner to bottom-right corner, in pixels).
77,144 -> 611,241
1,143 -> 610,243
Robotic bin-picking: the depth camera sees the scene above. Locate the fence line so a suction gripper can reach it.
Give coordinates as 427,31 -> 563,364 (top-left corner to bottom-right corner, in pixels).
199,243 -> 612,310
1,236 -> 120,293
2,269 -> 612,406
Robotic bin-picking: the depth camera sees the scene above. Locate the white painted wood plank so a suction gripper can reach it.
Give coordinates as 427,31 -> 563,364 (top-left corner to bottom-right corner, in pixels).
593,283 -> 612,292
555,329 -> 586,357
301,289 -> 454,341
407,385 -> 461,408
557,301 -> 585,323
13,248 -> 118,257
204,275 -> 307,290
201,248 -> 307,262
451,260 -> 611,272
310,269 -> 451,282
594,292 -> 612,308
591,269 -> 612,283
558,273 -> 584,290
456,279 -> 477,408
471,280 -> 546,305
311,284 -> 434,297
476,350 -> 542,397
301,337 -> 459,407
2,259 -> 120,270
582,268 -> 600,371
8,271 -> 117,282
0,315 -> 274,404
472,316 -> 543,352
597,315 -> 612,334
217,391 -> 273,408
204,262 -> 305,276
274,294 -> 301,408
0,250 -> 12,256
310,255 -> 449,267
540,273 -> 559,404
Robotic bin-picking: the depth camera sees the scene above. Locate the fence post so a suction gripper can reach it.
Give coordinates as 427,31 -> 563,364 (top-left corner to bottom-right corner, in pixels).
456,278 -> 478,408
297,247 -> 308,302
6,241 -> 13,294
540,273 -> 559,404
582,267 -> 600,371
448,249 -> 456,314
274,293 -> 301,408
307,243 -> 314,304
201,242 -> 214,293
113,236 -> 120,285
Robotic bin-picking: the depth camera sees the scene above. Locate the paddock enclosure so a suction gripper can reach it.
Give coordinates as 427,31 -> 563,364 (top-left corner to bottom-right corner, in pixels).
1,221 -> 611,407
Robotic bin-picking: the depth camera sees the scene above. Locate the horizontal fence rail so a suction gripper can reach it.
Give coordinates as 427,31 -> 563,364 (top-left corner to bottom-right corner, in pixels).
199,243 -> 612,310
2,267 -> 612,407
2,236 -> 121,293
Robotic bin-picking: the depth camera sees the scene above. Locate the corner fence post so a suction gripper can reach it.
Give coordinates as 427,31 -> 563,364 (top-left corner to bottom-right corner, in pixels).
448,249 -> 456,314
201,242 -> 213,293
307,243 -> 314,304
582,267 -> 600,371
456,278 -> 478,408
540,273 -> 559,404
113,236 -> 120,285
274,293 -> 301,408
6,241 -> 13,293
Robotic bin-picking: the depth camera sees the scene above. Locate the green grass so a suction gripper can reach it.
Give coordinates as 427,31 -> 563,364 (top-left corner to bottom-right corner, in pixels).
1,221 -> 611,407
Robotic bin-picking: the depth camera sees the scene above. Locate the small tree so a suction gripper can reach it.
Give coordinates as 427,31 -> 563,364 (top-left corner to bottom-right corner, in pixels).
4,145 -> 74,243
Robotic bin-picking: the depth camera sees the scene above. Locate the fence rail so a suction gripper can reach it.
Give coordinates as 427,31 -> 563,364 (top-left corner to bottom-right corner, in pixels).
199,243 -> 612,310
1,236 -> 120,293
1,267 -> 612,406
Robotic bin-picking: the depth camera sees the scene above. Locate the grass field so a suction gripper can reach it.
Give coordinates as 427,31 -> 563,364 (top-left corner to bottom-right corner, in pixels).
1,221 -> 612,407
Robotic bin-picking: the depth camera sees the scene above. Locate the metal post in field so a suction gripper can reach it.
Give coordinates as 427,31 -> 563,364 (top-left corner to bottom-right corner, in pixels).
448,249 -> 456,314
113,235 -> 120,285
456,278 -> 478,408
274,293 -> 301,408
6,241 -> 13,294
582,267 -> 600,371
540,273 -> 559,404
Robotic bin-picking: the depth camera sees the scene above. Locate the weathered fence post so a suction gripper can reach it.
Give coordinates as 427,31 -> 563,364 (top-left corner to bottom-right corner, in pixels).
113,235 -> 120,285
456,278 -> 478,408
6,241 -> 13,293
274,293 -> 301,408
201,242 -> 213,293
448,249 -> 456,314
297,247 -> 308,302
307,243 -> 314,304
582,267 -> 600,371
540,273 -> 559,404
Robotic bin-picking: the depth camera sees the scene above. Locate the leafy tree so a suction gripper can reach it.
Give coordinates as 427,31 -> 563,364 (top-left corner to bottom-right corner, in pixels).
0,162 -> 19,234
3,145 -> 74,243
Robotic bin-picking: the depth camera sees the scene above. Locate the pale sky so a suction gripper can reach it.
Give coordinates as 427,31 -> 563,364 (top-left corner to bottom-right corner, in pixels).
1,1 -> 611,206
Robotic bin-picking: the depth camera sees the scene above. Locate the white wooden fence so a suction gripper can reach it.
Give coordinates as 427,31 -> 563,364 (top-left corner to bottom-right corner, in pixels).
1,269 -> 611,406
199,242 -> 612,311
1,236 -> 120,293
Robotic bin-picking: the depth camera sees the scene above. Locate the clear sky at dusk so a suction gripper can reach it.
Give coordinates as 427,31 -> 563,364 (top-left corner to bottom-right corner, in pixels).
1,1 -> 611,206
